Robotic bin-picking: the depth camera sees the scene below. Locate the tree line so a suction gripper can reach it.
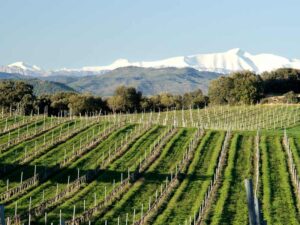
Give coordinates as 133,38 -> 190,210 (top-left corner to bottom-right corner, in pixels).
0,81 -> 208,115
1,68 -> 299,115
208,68 -> 300,105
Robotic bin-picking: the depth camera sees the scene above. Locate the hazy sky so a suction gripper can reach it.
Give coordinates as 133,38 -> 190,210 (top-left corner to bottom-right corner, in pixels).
0,0 -> 299,69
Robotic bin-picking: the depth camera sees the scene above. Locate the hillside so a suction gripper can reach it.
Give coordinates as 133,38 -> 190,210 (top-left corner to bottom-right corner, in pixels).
1,106 -> 300,224
0,72 -> 77,95
49,66 -> 220,96
26,79 -> 77,95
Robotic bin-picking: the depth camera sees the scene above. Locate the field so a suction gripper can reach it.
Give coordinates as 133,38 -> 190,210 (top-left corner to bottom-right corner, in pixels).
1,104 -> 300,225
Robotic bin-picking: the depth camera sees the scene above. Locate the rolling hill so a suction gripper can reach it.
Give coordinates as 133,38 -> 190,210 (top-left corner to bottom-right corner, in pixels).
43,66 -> 220,96
0,72 -> 77,95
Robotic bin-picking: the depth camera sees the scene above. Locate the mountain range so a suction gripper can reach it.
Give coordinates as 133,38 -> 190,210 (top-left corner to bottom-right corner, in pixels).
1,48 -> 300,77
1,49 -> 300,96
41,67 -> 219,96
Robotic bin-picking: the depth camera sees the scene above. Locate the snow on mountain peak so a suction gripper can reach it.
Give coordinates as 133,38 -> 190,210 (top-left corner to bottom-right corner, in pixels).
1,49 -> 300,77
110,58 -> 131,68
226,48 -> 245,55
8,61 -> 41,71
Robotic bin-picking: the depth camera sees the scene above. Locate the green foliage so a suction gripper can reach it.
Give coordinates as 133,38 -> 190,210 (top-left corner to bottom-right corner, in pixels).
68,94 -> 106,115
49,92 -> 77,115
0,73 -> 77,96
208,71 -> 263,105
107,86 -> 142,113
284,91 -> 299,103
208,76 -> 234,105
141,90 -> 208,111
262,68 -> 300,94
182,89 -> 208,109
0,80 -> 36,114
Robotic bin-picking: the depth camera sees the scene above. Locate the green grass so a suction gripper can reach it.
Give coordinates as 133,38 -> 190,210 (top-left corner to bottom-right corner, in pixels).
44,125 -> 167,224
0,117 -> 51,146
1,110 -> 300,224
0,119 -> 80,165
260,135 -> 299,225
94,128 -> 196,224
205,133 -> 238,225
3,124 -> 134,217
0,115 -> 27,133
290,137 -> 300,176
216,133 -> 254,225
152,130 -> 225,225
103,104 -> 300,131
0,122 -> 107,192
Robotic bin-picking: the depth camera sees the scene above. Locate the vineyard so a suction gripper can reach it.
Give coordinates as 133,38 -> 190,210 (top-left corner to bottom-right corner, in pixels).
1,104 -> 300,225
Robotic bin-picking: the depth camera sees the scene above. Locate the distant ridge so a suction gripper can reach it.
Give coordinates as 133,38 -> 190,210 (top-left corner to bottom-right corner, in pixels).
1,49 -> 300,77
0,72 -> 76,95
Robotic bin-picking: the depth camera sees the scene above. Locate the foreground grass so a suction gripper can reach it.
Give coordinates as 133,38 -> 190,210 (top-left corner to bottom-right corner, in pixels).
0,120 -> 78,165
152,130 -> 225,225
216,133 -> 254,225
0,117 -> 51,145
4,124 -> 134,218
94,128 -> 196,224
260,135 -> 299,224
0,122 -> 105,192
44,125 -> 166,224
205,133 -> 238,225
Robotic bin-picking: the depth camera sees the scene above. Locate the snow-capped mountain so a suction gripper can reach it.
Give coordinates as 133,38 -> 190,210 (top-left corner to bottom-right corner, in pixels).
1,48 -> 300,77
0,61 -> 44,76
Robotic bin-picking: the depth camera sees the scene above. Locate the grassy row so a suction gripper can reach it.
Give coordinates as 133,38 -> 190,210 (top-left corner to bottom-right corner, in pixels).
104,104 -> 300,130
214,133 -> 254,225
205,133 -> 238,225
94,128 -> 196,224
0,122 -> 107,194
31,123 -> 105,167
260,135 -> 299,224
0,115 -> 28,133
152,130 -> 225,225
4,124 -> 136,219
289,137 -> 300,176
44,125 -> 167,224
0,117 -> 52,145
0,119 -> 80,165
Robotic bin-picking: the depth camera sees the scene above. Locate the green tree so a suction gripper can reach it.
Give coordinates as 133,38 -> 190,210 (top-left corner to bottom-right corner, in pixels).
107,86 -> 142,113
284,91 -> 299,103
159,93 -> 176,109
0,80 -> 36,114
68,94 -> 105,115
208,76 -> 234,105
50,92 -> 77,115
182,89 -> 208,109
230,71 -> 263,104
36,95 -> 52,115
208,71 -> 263,105
261,68 -> 300,94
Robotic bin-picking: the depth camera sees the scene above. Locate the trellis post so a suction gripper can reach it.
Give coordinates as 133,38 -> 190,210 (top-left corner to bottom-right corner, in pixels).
245,179 -> 257,225
0,205 -> 4,225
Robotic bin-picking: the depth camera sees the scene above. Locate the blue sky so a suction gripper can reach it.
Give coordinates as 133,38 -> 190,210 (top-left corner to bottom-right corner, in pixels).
0,0 -> 299,69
